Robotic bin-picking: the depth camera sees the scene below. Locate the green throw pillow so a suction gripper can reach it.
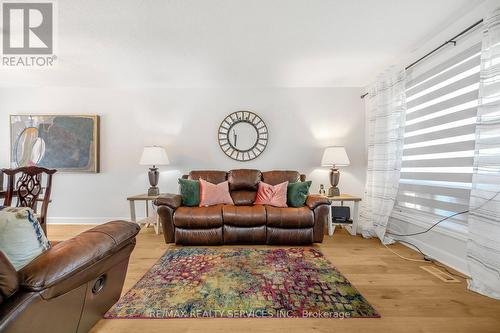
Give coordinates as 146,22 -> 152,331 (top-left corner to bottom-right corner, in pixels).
178,178 -> 200,206
287,181 -> 312,207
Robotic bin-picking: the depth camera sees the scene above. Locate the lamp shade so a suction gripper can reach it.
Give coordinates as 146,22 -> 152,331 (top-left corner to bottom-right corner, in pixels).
139,146 -> 169,166
321,146 -> 350,167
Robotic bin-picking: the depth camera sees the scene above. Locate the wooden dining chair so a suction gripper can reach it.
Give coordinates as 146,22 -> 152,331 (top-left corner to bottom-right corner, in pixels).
2,166 -> 57,235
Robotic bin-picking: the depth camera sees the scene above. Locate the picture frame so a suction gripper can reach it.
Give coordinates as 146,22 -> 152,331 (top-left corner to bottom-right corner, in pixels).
9,114 -> 100,173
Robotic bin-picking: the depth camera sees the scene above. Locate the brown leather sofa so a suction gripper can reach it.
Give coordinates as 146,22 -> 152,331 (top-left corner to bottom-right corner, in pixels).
0,221 -> 140,333
155,169 -> 330,245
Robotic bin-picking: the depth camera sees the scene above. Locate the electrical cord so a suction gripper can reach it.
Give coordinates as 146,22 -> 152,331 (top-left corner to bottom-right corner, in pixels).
386,190 -> 500,237
384,238 -> 469,279
382,241 -> 428,262
395,239 -> 469,279
394,239 -> 427,257
430,259 -> 469,280
387,210 -> 469,237
381,191 -> 500,278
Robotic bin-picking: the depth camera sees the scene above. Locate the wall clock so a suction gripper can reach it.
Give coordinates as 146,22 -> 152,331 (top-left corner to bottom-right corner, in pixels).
218,111 -> 268,161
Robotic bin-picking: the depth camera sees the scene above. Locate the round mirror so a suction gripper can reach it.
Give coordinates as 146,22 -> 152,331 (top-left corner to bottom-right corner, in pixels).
229,122 -> 258,151
218,111 -> 268,161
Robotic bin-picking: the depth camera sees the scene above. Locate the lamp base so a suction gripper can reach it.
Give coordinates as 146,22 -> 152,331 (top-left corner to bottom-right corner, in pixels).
328,167 -> 341,197
147,167 -> 160,196
328,186 -> 340,197
148,186 -> 160,196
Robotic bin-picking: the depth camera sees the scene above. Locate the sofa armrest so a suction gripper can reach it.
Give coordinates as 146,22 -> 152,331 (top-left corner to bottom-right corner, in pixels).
154,193 -> 182,210
18,221 -> 139,298
306,195 -> 330,243
306,194 -> 330,210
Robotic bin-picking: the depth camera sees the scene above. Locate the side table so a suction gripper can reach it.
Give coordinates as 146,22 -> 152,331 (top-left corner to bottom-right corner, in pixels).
326,194 -> 362,236
127,193 -> 164,234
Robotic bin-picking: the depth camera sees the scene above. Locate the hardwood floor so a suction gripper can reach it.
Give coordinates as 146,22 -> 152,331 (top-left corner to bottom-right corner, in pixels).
48,224 -> 500,333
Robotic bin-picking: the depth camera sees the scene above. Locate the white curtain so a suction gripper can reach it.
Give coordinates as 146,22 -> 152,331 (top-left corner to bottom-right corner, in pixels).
359,70 -> 406,242
466,7 -> 500,300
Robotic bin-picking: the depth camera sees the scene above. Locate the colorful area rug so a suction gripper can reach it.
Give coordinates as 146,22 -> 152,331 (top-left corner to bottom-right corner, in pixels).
105,248 -> 379,319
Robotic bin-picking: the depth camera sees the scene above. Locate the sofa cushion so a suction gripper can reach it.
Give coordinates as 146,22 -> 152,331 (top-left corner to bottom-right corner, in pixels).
199,180 -> 234,207
175,227 -> 223,245
262,171 -> 301,185
254,181 -> 288,207
174,205 -> 223,228
266,206 -> 314,228
0,207 -> 51,271
178,178 -> 200,207
230,190 -> 256,206
267,227 -> 313,245
287,181 -> 312,207
222,205 -> 267,227
228,169 -> 261,191
223,225 -> 266,244
188,170 -> 227,184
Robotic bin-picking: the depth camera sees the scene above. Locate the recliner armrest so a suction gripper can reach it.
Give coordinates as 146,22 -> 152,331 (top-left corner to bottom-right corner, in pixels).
0,251 -> 18,303
305,194 -> 330,210
18,221 -> 140,298
154,193 -> 182,210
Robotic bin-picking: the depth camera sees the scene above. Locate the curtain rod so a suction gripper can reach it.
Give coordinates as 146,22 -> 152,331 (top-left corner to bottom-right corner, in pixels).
360,19 -> 484,99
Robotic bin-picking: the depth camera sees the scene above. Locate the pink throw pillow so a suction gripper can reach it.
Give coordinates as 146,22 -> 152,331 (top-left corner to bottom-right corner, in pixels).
199,179 -> 234,207
254,181 -> 288,207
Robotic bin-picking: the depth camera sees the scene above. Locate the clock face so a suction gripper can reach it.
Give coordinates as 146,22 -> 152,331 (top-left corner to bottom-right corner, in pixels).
218,111 -> 268,161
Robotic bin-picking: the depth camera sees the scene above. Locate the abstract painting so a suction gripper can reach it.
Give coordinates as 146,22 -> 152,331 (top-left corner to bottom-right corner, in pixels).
10,115 -> 100,173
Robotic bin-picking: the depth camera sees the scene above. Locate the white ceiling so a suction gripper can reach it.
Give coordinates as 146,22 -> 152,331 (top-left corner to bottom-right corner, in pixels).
0,0 -> 486,87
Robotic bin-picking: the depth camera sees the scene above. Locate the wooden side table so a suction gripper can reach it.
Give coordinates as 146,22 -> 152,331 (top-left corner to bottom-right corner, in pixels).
326,194 -> 362,236
127,193 -> 164,234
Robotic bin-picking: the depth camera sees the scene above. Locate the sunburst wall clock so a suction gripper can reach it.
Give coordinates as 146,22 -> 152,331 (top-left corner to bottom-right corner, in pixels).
218,111 -> 268,161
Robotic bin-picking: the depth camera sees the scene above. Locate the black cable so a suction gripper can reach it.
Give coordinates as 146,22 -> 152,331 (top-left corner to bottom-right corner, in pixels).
386,209 -> 469,237
395,239 -> 427,257
391,238 -> 469,280
385,192 -> 500,280
387,191 -> 500,237
430,259 -> 468,280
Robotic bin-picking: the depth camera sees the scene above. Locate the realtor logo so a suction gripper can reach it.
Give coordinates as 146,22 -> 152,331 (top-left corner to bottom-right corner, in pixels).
1,1 -> 56,66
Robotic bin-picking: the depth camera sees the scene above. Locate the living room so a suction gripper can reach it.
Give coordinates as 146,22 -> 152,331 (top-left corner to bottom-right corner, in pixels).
1,0 -> 500,332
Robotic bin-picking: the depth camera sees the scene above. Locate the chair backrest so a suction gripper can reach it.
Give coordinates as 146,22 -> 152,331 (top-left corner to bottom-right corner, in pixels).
2,166 -> 56,234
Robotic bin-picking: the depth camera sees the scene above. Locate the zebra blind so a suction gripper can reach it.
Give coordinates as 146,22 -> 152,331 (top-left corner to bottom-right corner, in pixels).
396,41 -> 481,224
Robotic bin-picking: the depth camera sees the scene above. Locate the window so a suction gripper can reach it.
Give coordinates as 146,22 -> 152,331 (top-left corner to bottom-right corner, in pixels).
395,39 -> 481,225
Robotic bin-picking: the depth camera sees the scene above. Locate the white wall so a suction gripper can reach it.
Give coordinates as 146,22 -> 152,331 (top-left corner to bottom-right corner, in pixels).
1,0 -> 370,224
0,87 -> 366,223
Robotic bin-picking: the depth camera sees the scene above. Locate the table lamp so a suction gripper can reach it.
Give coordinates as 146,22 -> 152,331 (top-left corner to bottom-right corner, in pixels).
140,146 -> 169,196
321,146 -> 350,197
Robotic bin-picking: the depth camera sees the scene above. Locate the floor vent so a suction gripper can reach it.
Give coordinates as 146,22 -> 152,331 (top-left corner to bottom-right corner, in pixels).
420,266 -> 461,283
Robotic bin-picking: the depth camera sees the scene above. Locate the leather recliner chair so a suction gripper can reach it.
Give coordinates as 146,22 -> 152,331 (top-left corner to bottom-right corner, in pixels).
155,169 -> 330,245
0,221 -> 140,333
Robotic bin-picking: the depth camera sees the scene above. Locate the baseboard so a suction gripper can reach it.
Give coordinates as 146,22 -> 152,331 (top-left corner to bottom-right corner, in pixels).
396,236 -> 469,276
47,216 -> 132,225
388,213 -> 470,276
